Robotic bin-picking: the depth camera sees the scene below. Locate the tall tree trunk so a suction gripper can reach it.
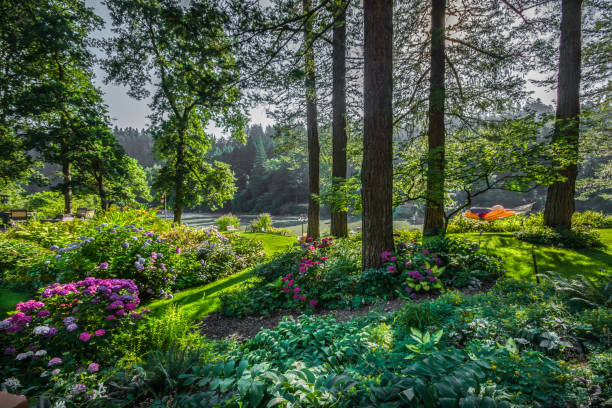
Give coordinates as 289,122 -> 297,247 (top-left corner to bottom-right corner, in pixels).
174,134 -> 186,225
96,162 -> 107,211
62,159 -> 72,214
330,2 -> 348,238
362,0 -> 394,269
304,0 -> 320,238
423,0 -> 446,237
544,0 -> 582,230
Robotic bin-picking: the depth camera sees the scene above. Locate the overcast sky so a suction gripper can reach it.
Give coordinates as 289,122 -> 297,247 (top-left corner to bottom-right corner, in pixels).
85,0 -> 553,133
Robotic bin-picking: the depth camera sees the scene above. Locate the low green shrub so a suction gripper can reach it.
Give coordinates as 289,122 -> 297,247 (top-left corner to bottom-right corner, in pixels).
249,213 -> 273,232
216,214 -> 240,231
0,239 -> 51,287
538,272 -> 612,309
515,225 -> 603,249
572,210 -> 612,229
446,213 -> 543,233
447,211 -> 612,234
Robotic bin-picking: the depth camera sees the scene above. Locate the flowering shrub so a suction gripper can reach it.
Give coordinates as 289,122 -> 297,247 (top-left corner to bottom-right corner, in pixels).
0,277 -> 149,396
173,227 -> 265,289
221,235 -> 504,317
33,224 -> 182,299
381,246 -> 445,294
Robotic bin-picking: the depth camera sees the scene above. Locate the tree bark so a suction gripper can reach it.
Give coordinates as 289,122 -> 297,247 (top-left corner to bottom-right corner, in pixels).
544,0 -> 582,230
304,0 -> 320,238
96,162 -> 108,211
62,159 -> 72,214
423,0 -> 446,237
330,2 -> 348,238
362,0 -> 394,269
174,132 -> 186,225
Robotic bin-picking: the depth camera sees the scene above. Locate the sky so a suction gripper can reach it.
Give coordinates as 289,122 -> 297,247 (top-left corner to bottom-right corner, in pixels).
86,0 -> 554,133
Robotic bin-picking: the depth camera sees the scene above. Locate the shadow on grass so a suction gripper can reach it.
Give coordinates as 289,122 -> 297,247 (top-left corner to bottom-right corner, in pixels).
465,232 -> 611,281
148,270 -> 254,320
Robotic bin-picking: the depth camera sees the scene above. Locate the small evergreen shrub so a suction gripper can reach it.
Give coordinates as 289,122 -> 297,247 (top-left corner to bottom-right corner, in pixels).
572,211 -> 612,229
515,226 -> 603,249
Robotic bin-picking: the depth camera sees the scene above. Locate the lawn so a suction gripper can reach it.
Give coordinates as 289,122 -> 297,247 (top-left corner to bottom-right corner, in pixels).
452,229 -> 612,280
147,232 -> 296,321
237,232 -> 297,254
0,288 -> 30,318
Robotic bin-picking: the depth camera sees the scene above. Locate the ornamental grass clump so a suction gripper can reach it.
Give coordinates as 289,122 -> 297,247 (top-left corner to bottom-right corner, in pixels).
0,277 -> 150,388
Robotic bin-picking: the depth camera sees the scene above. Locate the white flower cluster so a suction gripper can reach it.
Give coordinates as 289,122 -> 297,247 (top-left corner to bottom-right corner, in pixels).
33,325 -> 51,335
16,351 -> 33,360
1,377 -> 21,391
134,254 -> 147,268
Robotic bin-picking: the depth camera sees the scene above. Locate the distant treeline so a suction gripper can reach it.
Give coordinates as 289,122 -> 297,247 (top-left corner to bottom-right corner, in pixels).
113,125 -> 310,215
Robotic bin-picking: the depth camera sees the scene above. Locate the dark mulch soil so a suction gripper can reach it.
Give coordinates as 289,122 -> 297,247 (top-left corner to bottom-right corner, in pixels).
199,280 -> 495,342
198,281 -> 495,342
198,297 -> 406,342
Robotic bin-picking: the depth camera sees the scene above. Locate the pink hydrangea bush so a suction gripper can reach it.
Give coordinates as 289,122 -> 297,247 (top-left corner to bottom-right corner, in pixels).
382,241 -> 445,293
0,277 -> 150,381
276,237 -> 336,308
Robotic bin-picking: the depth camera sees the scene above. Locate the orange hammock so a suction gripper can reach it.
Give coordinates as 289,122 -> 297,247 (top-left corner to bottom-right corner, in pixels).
464,205 -> 515,221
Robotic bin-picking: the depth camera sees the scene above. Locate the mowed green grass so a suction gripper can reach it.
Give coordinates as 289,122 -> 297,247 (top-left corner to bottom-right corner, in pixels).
451,229 -> 612,281
0,288 -> 30,318
147,233 -> 296,321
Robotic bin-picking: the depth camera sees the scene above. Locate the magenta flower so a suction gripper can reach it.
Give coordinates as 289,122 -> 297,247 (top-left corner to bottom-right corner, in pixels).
310,300 -> 317,307
16,300 -> 45,312
436,258 -> 443,265
78,332 -> 91,342
293,287 -> 301,293
293,294 -> 299,300
87,363 -> 99,373
299,296 -> 306,301
105,315 -> 116,321
423,249 -> 429,255
116,309 -> 125,316
380,251 -> 393,262
97,262 -> 109,270
176,247 -> 181,254
387,266 -> 396,273
94,329 -> 105,337
48,357 -> 62,366
37,310 -> 50,318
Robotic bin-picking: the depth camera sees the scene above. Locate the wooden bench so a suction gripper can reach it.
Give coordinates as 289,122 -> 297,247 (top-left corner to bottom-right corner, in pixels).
76,208 -> 95,219
10,209 -> 28,223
